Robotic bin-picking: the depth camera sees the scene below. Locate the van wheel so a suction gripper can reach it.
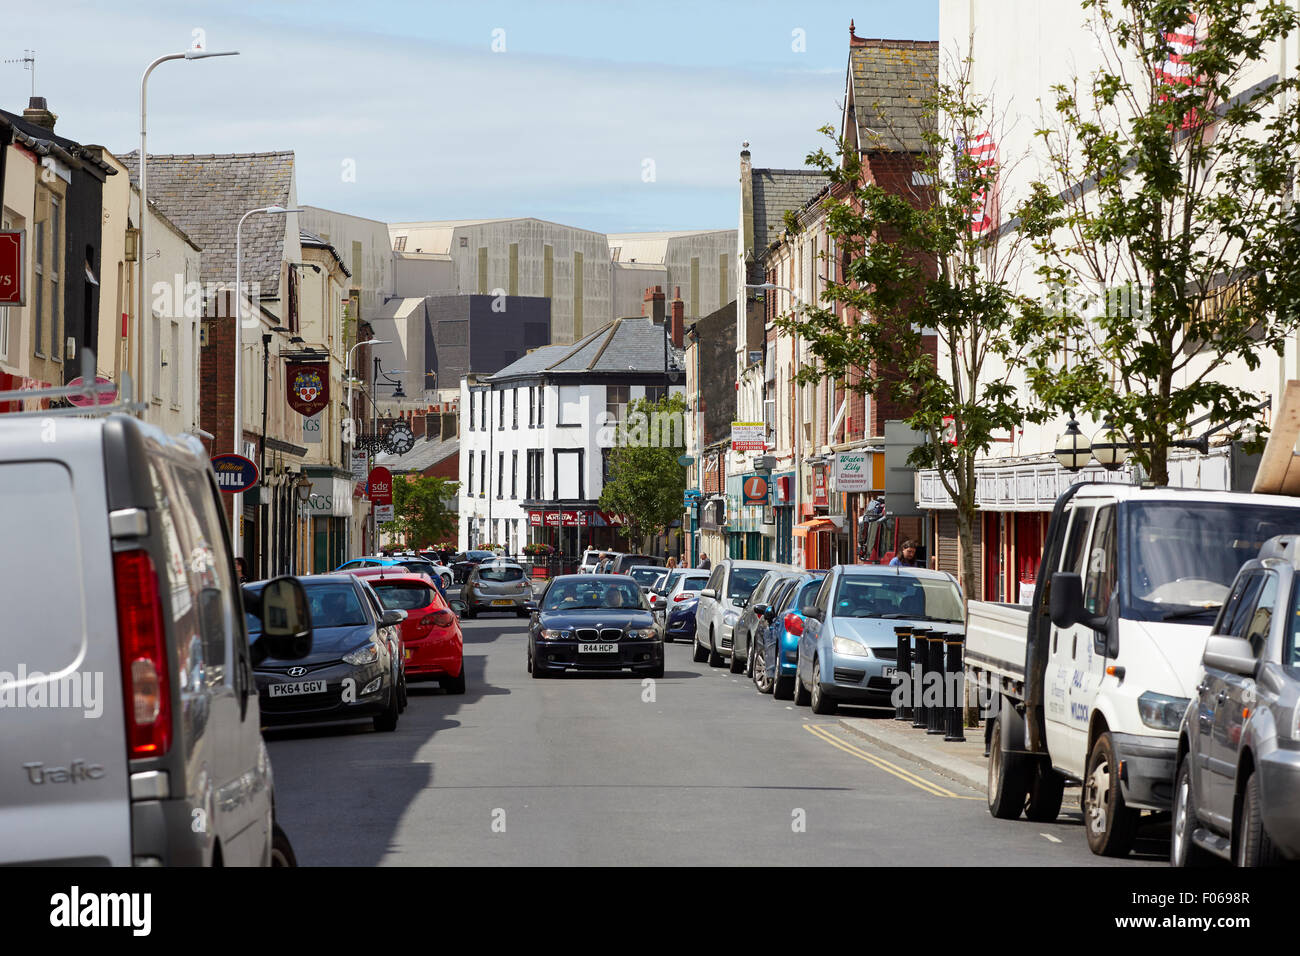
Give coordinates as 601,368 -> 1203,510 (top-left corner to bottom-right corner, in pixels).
707,631 -> 724,668
986,715 -> 1029,820
373,684 -> 400,732
1025,761 -> 1065,823
270,822 -> 298,867
1171,758 -> 1213,867
1082,732 -> 1138,857
1237,771 -> 1282,867
692,634 -> 709,663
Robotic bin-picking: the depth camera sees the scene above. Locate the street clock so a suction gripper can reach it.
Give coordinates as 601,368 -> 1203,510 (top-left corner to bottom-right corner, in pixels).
384,421 -> 415,455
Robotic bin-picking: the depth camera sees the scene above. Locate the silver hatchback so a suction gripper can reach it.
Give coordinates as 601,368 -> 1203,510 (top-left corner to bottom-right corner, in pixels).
464,560 -> 534,617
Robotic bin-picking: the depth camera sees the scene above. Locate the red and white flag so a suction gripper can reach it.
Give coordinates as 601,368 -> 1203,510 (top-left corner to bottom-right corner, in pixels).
963,131 -> 998,235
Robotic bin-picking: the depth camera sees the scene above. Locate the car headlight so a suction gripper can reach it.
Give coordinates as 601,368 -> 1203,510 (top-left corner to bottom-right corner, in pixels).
833,636 -> 870,657
627,627 -> 656,640
723,611 -> 740,627
343,643 -> 380,665
1137,691 -> 1189,731
540,629 -> 571,641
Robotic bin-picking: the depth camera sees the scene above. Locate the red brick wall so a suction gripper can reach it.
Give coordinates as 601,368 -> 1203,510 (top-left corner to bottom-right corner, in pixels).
421,452 -> 459,481
201,292 -> 237,525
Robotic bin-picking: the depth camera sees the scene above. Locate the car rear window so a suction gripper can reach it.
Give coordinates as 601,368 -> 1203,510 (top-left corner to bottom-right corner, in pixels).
628,567 -> 663,585
480,566 -> 525,582
372,582 -> 438,611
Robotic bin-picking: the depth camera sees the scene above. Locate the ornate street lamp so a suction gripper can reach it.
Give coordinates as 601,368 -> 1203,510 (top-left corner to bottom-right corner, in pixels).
1091,421 -> 1129,471
1054,416 -> 1092,472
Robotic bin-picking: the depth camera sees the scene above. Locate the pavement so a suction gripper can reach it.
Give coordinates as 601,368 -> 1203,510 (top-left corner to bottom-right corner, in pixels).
836,711 -> 990,794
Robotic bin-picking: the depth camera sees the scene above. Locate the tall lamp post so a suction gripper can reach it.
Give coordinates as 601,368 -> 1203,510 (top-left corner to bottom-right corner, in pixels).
232,204 -> 302,560
138,45 -> 238,406
345,338 -> 390,559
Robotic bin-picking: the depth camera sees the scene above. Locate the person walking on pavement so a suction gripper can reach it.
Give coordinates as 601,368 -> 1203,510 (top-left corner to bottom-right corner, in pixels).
889,540 -> 919,567
698,553 -> 711,571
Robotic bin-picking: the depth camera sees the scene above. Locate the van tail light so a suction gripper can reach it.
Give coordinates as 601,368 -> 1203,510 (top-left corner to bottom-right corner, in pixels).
783,612 -> 805,636
113,548 -> 172,758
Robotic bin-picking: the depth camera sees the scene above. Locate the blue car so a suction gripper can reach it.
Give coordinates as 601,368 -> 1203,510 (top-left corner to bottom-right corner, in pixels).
794,565 -> 965,715
665,593 -> 700,641
751,572 -> 827,700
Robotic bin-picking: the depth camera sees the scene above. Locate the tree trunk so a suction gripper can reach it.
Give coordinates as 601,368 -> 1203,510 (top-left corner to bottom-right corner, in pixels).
954,504 -> 978,604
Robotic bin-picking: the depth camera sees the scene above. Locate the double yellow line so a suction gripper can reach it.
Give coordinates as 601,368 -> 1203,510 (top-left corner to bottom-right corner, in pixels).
803,723 -> 974,799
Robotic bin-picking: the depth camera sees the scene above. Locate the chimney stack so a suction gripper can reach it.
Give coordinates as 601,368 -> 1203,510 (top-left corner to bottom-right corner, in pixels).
670,286 -> 684,350
643,285 -> 666,325
22,96 -> 56,131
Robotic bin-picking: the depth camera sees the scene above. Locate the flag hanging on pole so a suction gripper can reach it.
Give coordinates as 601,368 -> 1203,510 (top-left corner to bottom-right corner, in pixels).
961,130 -> 998,235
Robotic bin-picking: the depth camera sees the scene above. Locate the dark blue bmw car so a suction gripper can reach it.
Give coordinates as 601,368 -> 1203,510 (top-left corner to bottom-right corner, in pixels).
527,575 -> 664,678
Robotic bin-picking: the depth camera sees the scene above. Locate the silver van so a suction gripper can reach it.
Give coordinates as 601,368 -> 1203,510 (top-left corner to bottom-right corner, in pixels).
0,397 -> 310,866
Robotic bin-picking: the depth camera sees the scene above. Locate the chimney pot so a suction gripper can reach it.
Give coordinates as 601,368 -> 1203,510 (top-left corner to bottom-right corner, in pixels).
22,96 -> 56,132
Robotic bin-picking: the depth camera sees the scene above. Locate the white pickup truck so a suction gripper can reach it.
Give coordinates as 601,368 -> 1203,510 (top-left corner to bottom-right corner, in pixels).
965,482 -> 1300,857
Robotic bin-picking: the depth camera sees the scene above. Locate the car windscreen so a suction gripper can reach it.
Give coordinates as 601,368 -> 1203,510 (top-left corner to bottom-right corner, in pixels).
628,567 -> 664,585
832,575 -> 964,622
467,551 -> 495,561
479,566 -> 525,582
371,581 -> 437,611
1124,501 -> 1300,622
727,567 -> 771,601
542,579 -> 646,611
305,583 -> 369,627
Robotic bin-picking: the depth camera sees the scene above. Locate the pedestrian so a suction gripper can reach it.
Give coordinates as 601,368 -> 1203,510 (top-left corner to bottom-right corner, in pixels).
698,553 -> 711,571
234,557 -> 249,583
889,539 -> 919,567
665,556 -> 677,570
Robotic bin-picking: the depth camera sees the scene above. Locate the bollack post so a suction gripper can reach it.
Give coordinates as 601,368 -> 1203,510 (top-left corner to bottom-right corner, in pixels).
893,625 -> 912,720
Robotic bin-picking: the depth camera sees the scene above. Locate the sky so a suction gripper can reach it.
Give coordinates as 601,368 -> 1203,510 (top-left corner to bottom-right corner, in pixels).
2,1 -> 938,234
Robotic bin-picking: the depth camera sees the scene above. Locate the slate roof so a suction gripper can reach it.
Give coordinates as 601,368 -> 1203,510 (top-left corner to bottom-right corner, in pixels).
374,433 -> 458,475
300,230 -> 351,277
117,151 -> 294,287
847,39 -> 938,153
751,169 -> 831,253
487,318 -> 683,381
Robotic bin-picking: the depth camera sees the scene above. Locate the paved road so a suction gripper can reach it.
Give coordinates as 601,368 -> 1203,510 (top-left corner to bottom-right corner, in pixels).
266,601 -> 1166,866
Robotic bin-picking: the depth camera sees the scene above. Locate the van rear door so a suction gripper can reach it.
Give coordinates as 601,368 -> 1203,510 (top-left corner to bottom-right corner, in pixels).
0,429 -> 131,864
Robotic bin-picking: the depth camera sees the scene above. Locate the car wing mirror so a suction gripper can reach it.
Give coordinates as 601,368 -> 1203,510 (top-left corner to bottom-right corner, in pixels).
448,599 -> 467,617
801,605 -> 823,621
244,576 -> 313,666
1203,635 -> 1258,676
380,609 -> 407,627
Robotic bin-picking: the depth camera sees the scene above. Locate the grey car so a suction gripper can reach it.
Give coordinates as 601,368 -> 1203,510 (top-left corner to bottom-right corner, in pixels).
464,559 -> 534,617
1172,535 -> 1300,866
0,404 -> 312,866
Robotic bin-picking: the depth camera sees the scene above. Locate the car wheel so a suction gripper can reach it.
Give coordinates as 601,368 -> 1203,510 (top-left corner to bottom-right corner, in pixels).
986,715 -> 1029,820
462,605 -> 476,619
810,659 -> 837,715
692,633 -> 709,663
707,630 -> 724,668
663,633 -> 673,644
773,674 -> 794,700
1025,760 -> 1065,823
793,668 -> 811,706
443,668 -> 466,695
1082,731 -> 1138,857
373,682 -> 400,732
270,822 -> 298,867
1237,771 -> 1282,867
729,636 -> 745,673
1171,758 -> 1214,867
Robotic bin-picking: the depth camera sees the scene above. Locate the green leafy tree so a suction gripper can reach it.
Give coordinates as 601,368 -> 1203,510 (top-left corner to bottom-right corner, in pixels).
381,474 -> 460,548
599,394 -> 689,547
1018,0 -> 1300,484
776,55 -> 1046,600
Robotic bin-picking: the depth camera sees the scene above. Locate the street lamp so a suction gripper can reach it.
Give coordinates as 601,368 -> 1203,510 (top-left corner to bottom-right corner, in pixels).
1054,416 -> 1093,472
346,339 -> 392,443
294,474 -> 314,574
232,205 -> 302,559
138,45 -> 238,407
1091,422 -> 1129,471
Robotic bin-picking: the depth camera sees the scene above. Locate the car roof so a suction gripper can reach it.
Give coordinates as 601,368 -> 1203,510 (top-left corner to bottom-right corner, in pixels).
836,564 -> 956,583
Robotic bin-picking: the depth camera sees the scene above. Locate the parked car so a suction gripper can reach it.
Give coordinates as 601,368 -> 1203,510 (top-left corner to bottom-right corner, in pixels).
1172,534 -> 1300,866
626,564 -> 669,591
752,572 -> 829,699
247,574 -> 405,732
728,570 -> 799,674
338,562 -> 447,601
450,550 -> 498,583
355,578 -> 409,712
0,408 -> 311,866
390,557 -> 454,589
693,559 -> 788,667
656,570 -> 711,640
463,559 -> 533,617
612,553 -> 664,575
796,565 -> 964,715
577,549 -> 606,573
526,575 -> 663,678
366,572 -> 465,695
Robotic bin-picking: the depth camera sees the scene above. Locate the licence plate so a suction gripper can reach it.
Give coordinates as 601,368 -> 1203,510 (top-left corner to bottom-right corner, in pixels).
491,599 -> 514,606
269,679 -> 327,697
881,665 -> 898,680
404,648 -> 412,659
578,643 -> 618,654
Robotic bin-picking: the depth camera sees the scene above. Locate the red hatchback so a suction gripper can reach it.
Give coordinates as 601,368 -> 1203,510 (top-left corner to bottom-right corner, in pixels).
364,572 -> 465,694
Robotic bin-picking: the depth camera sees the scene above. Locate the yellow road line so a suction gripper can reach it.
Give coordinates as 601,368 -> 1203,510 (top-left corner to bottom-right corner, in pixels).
803,723 -> 963,799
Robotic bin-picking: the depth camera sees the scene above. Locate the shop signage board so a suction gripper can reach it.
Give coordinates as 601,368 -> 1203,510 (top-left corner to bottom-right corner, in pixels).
730,421 -> 765,452
833,451 -> 873,492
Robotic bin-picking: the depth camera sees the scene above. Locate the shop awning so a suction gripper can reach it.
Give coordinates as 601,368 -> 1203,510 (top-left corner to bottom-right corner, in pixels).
792,518 -> 836,537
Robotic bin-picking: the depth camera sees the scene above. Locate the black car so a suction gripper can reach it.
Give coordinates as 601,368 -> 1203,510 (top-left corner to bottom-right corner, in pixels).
527,574 -> 664,678
246,574 -> 405,732
451,549 -> 498,583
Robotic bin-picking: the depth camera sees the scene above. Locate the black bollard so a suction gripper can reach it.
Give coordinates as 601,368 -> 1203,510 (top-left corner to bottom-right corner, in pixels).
910,628 -> 930,728
944,633 -> 966,741
926,631 -> 946,734
893,625 -> 912,720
